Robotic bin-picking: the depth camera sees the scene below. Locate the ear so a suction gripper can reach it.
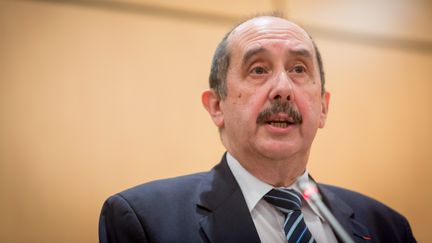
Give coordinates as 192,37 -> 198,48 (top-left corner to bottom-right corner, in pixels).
201,89 -> 224,128
318,91 -> 330,128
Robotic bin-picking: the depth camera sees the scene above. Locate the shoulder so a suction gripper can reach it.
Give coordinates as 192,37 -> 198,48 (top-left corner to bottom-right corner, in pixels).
100,172 -> 209,232
319,184 -> 416,242
111,172 -> 207,207
319,184 -> 403,217
99,172 -> 212,243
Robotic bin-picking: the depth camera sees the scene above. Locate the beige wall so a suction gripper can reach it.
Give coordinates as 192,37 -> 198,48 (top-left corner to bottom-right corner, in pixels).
0,1 -> 431,242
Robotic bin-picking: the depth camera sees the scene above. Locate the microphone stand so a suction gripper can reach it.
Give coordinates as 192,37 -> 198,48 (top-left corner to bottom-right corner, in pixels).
297,179 -> 355,243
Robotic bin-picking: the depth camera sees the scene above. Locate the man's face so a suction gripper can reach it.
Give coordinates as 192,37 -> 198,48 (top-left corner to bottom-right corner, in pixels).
205,17 -> 329,164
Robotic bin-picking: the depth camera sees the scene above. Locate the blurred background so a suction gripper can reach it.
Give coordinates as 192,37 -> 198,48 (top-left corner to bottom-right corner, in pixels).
0,0 -> 431,242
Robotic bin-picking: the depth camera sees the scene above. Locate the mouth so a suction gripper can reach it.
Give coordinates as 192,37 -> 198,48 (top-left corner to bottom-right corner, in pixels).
267,120 -> 293,128
265,116 -> 296,128
256,100 -> 303,127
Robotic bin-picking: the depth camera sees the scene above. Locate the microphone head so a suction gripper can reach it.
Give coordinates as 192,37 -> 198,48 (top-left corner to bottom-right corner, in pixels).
296,177 -> 321,201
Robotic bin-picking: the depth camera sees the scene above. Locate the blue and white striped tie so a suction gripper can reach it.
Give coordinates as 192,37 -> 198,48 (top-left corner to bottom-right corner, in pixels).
264,188 -> 316,243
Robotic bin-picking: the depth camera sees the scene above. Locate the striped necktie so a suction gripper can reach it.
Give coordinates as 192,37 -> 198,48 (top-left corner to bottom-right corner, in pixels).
264,188 -> 316,243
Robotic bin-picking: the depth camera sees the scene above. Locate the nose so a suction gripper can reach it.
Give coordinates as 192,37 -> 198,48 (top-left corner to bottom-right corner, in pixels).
269,70 -> 294,102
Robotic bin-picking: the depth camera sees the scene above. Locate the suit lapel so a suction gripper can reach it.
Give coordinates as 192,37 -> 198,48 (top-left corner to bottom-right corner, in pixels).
196,155 -> 260,243
318,184 -> 372,242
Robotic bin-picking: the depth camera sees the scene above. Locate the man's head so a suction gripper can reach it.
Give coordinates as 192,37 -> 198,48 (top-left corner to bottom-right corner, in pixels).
202,15 -> 330,168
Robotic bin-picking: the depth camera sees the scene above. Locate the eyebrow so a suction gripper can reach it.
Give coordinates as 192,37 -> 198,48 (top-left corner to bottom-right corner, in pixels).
289,48 -> 312,58
242,47 -> 313,66
242,47 -> 268,66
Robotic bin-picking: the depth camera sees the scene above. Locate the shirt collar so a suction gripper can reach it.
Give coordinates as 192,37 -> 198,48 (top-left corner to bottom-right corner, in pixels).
225,152 -> 325,221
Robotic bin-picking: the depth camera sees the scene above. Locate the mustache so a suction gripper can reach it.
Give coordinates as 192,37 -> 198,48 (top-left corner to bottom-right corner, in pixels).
256,100 -> 303,125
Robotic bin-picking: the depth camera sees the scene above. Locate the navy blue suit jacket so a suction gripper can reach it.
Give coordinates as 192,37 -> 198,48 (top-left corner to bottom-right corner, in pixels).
99,155 -> 416,243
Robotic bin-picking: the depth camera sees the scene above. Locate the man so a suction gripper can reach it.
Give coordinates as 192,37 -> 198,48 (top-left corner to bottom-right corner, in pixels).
99,15 -> 416,243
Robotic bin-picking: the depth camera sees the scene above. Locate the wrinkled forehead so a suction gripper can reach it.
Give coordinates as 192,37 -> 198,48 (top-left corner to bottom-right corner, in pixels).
227,16 -> 314,56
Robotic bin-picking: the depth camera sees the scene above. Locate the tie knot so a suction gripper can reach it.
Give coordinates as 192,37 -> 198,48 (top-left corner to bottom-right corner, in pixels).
263,188 -> 302,213
264,188 -> 316,243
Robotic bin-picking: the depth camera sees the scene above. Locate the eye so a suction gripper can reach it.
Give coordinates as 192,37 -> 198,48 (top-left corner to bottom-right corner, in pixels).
290,65 -> 306,74
250,66 -> 268,75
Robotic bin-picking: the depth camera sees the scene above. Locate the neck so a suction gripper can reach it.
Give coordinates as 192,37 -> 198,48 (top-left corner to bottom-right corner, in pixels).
228,150 -> 309,187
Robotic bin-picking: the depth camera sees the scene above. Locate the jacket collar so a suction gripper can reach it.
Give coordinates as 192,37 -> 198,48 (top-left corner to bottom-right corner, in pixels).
196,154 -> 261,243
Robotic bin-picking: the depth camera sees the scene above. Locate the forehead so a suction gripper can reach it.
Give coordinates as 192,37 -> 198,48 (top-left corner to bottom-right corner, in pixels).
227,17 -> 314,59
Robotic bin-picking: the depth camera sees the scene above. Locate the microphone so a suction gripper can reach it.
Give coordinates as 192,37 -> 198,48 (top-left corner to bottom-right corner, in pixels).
297,178 -> 355,243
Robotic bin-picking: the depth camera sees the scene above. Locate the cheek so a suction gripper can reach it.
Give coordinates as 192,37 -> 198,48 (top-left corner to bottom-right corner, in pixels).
297,92 -> 322,121
246,91 -> 268,114
227,82 -> 270,120
231,95 -> 262,126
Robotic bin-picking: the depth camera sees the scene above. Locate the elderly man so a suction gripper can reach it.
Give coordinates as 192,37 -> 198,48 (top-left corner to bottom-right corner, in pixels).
99,15 -> 416,243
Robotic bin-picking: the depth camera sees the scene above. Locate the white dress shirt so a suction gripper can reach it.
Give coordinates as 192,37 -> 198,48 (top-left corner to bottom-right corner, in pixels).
226,153 -> 338,243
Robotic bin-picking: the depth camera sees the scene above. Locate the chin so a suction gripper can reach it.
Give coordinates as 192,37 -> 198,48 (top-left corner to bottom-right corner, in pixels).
257,142 -> 300,161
